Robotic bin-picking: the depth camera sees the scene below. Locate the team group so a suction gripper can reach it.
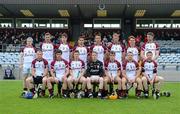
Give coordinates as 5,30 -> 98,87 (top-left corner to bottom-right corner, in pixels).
20,32 -> 164,99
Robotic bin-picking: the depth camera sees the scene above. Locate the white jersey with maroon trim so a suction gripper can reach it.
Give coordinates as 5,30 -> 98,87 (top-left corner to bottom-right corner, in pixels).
126,46 -> 139,62
123,60 -> 139,80
51,59 -> 69,79
142,60 -> 157,80
22,46 -> 36,64
69,59 -> 85,78
40,42 -> 56,61
108,43 -> 125,64
57,43 -> 72,62
73,46 -> 88,66
105,60 -> 121,77
141,42 -> 159,59
32,58 -> 48,76
90,44 -> 107,63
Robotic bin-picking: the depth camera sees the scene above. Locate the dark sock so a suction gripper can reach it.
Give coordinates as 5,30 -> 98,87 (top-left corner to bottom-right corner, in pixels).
123,90 -> 127,97
30,88 -> 35,94
136,90 -> 142,96
48,89 -> 53,95
23,88 -> 27,91
117,90 -> 122,97
99,89 -> 102,93
69,89 -> 74,93
62,89 -> 67,95
109,83 -> 113,93
104,90 -> 108,96
41,90 -> 45,96
88,89 -> 92,93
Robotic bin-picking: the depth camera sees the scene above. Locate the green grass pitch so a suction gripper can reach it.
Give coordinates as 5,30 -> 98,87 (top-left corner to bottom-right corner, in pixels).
0,80 -> 180,114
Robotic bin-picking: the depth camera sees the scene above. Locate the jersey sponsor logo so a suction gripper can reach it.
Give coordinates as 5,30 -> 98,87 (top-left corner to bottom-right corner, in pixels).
126,63 -> 136,71
144,63 -> 155,71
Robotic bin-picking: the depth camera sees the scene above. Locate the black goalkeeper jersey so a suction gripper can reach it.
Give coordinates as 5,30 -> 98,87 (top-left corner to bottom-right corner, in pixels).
85,60 -> 104,77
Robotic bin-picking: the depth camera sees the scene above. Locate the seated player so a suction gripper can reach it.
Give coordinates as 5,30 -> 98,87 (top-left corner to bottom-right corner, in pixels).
26,50 -> 48,96
141,51 -> 164,99
67,50 -> 86,97
85,51 -> 104,98
104,51 -> 121,97
121,52 -> 143,98
47,50 -> 69,98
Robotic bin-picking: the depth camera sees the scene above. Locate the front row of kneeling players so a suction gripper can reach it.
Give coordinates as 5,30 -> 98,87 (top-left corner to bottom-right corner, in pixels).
25,49 -> 164,99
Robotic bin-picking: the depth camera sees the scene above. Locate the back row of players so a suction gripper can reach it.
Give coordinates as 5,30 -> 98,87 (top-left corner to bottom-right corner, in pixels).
20,32 -> 164,99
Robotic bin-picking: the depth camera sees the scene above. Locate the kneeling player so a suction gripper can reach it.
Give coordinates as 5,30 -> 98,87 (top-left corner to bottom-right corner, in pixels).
47,50 -> 69,98
104,51 -> 121,97
141,51 -> 164,99
26,50 -> 48,96
122,52 -> 143,98
85,51 -> 104,98
67,50 -> 86,97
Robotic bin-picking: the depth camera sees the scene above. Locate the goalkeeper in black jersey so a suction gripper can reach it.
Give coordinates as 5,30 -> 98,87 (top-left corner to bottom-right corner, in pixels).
85,51 -> 104,98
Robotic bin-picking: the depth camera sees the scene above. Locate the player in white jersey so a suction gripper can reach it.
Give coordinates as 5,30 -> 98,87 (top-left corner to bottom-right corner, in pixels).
108,33 -> 125,66
26,50 -> 48,96
141,51 -> 164,99
104,51 -> 121,97
67,50 -> 86,96
73,36 -> 89,68
20,37 -> 36,93
126,36 -> 140,63
141,32 -> 160,61
40,32 -> 56,69
57,33 -> 72,62
90,34 -> 107,64
47,50 -> 69,98
122,52 -> 143,98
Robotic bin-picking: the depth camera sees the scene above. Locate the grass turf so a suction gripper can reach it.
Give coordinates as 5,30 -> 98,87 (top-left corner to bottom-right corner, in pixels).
0,80 -> 180,114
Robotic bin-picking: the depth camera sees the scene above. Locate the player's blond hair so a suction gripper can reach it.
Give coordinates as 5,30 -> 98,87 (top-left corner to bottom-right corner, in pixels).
26,37 -> 33,42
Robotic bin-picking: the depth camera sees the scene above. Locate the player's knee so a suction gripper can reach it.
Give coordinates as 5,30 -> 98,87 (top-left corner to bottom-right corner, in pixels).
121,78 -> 126,84
136,78 -> 142,83
67,77 -> 71,82
142,77 -> 147,82
103,78 -> 108,83
82,78 -> 87,83
158,76 -> 164,82
26,77 -> 31,83
42,78 -> 47,83
99,77 -> 103,82
86,77 -> 91,83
